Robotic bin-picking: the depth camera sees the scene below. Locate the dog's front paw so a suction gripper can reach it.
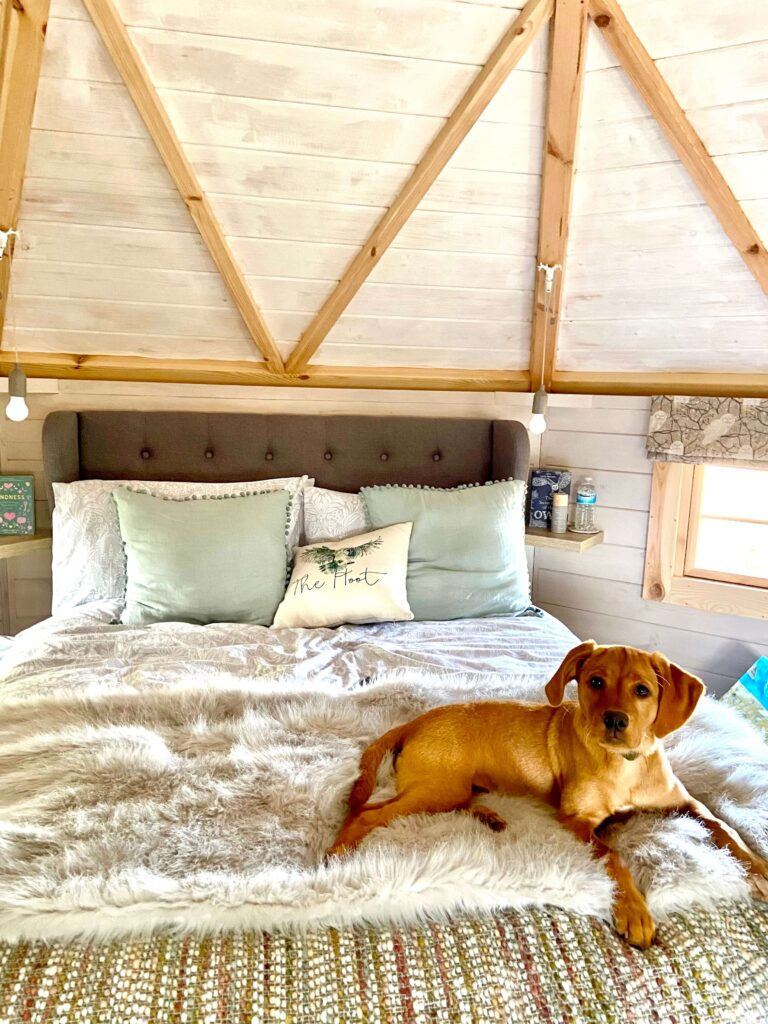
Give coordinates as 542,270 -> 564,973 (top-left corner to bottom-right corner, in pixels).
325,840 -> 350,862
747,858 -> 768,900
613,896 -> 656,949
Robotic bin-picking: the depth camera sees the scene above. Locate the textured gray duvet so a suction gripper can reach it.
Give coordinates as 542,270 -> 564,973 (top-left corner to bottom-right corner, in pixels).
0,602 -> 579,698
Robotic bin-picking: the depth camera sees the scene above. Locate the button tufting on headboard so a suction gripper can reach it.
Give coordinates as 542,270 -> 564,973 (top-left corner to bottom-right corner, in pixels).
41,412 -> 530,511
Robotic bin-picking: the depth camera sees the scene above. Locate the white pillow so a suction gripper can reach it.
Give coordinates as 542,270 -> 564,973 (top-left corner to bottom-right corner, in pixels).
52,476 -> 312,614
303,486 -> 368,543
272,523 -> 413,629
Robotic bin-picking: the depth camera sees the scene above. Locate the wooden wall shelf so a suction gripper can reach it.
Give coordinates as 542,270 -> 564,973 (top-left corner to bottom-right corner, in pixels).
525,527 -> 604,552
0,530 -> 52,561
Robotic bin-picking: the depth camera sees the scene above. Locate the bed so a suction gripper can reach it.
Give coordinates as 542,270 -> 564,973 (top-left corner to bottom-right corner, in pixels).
0,410 -> 766,1024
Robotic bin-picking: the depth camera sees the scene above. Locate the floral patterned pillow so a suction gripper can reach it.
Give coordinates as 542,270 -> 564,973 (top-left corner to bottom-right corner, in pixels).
302,486 -> 368,544
52,476 -> 312,614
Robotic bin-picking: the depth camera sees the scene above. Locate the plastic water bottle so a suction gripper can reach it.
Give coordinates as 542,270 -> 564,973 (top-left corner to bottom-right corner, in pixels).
574,477 -> 597,533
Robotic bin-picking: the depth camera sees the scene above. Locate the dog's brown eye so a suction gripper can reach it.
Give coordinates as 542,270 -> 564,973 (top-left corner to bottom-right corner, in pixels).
588,676 -> 604,690
635,684 -> 650,698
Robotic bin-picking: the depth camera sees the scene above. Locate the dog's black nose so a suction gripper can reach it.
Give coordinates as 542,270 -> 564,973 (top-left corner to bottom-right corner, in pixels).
603,710 -> 629,732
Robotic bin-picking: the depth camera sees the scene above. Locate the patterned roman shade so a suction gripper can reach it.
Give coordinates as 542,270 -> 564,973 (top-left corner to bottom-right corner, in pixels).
646,396 -> 768,465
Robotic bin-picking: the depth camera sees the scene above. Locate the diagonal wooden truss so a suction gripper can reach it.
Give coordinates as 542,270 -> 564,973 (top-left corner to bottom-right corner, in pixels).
284,0 -> 554,374
0,0 -> 766,396
80,0 -> 285,374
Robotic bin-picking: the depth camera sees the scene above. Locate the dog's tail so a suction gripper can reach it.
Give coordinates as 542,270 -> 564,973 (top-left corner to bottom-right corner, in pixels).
348,723 -> 409,812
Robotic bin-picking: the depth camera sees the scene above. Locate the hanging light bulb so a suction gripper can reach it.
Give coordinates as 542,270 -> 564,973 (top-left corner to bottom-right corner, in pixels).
6,364 -> 29,422
528,386 -> 548,435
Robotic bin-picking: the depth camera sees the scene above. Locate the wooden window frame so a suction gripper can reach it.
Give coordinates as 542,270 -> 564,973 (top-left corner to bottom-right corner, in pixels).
643,463 -> 768,621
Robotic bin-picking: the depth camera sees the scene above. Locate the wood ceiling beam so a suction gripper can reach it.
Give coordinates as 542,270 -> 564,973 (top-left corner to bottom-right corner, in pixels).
552,371 -> 768,399
5,352 -> 766,398
81,0 -> 285,373
0,351 -> 531,392
529,0 -> 588,391
0,0 -> 51,347
589,0 -> 768,295
284,0 -> 554,374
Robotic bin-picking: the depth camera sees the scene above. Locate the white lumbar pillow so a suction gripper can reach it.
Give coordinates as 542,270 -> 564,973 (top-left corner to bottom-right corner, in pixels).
272,523 -> 413,629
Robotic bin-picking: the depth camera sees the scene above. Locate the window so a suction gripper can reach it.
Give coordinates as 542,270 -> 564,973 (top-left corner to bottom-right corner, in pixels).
684,466 -> 768,590
643,463 -> 768,621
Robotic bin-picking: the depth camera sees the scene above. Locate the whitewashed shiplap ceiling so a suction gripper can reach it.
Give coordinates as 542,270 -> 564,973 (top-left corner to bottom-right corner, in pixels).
2,0 -> 767,393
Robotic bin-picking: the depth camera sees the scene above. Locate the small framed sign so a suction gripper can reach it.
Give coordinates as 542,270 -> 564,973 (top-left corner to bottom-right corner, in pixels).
0,476 -> 35,535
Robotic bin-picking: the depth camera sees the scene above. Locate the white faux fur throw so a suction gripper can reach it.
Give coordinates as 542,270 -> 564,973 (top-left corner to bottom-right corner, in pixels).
0,670 -> 766,943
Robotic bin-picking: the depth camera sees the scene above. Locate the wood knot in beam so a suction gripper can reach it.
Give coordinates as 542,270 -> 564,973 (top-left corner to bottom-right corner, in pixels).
593,14 -> 610,27
747,243 -> 761,255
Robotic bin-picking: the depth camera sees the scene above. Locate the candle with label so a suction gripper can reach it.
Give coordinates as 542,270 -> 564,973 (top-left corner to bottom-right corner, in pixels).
550,492 -> 569,534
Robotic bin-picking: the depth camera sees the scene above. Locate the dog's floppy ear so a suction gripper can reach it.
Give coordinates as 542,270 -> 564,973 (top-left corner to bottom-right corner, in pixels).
650,653 -> 705,737
545,640 -> 598,706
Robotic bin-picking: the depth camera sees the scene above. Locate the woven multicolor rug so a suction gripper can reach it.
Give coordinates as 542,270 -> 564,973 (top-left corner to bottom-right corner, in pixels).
1,903 -> 767,1024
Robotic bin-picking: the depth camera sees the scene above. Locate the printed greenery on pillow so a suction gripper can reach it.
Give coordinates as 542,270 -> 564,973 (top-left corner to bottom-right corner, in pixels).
272,523 -> 413,629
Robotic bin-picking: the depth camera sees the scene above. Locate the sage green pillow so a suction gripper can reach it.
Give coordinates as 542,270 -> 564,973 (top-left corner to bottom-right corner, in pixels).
361,480 -> 529,621
113,488 -> 291,626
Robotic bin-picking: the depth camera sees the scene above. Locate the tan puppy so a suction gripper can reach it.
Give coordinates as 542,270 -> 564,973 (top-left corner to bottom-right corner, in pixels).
328,641 -> 768,947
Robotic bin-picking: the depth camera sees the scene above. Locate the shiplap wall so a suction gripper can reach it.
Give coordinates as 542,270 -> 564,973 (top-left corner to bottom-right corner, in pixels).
534,395 -> 768,695
15,0 -> 766,377
2,387 -> 766,696
13,0 -> 547,371
559,15 -> 768,372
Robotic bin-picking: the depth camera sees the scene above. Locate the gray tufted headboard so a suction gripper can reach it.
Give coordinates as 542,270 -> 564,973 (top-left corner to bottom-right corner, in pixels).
42,411 -> 530,511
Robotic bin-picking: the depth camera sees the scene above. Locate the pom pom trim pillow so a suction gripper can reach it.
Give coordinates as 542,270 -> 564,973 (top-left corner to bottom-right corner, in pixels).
272,523 -> 413,629
51,476 -> 311,613
113,488 -> 292,627
361,480 -> 529,622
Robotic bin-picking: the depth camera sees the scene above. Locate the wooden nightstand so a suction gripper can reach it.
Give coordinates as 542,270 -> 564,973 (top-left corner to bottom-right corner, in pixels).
524,527 -> 604,553
0,530 -> 53,561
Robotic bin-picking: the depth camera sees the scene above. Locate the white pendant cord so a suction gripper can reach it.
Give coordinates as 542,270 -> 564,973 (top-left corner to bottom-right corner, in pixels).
0,229 -> 20,366
536,261 -> 560,391
7,240 -> 19,368
3,232 -> 29,421
528,263 -> 559,435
